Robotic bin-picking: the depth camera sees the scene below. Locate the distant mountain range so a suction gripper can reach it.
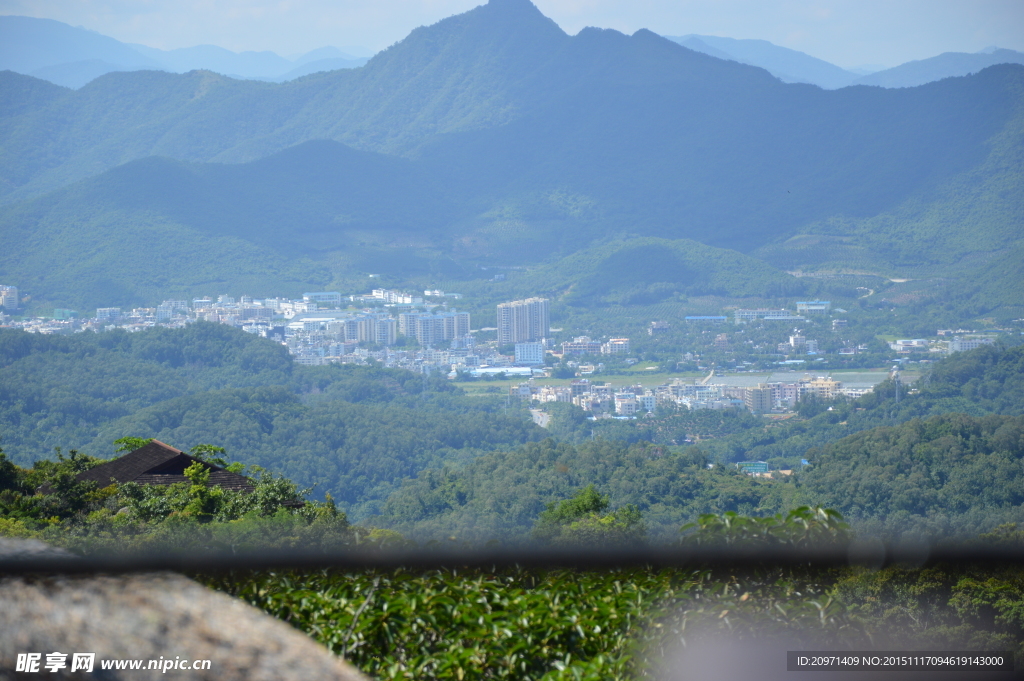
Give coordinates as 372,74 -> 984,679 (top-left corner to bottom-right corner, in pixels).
665,35 -> 858,89
0,15 -> 369,88
855,49 -> 1024,88
666,34 -> 1024,90
4,13 -> 1023,92
0,0 -> 1021,318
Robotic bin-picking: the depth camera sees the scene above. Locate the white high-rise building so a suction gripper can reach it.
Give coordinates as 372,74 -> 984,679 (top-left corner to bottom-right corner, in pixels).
0,285 -> 18,311
514,342 -> 545,366
497,298 -> 549,345
96,307 -> 121,322
398,311 -> 470,347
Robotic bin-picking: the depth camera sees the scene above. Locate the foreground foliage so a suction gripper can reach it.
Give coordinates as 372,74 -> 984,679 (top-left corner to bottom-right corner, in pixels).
206,509 -> 1024,680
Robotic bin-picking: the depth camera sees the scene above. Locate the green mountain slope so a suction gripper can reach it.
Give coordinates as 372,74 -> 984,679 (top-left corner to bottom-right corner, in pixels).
377,345 -> 1024,539
478,237 -> 804,308
1,0 -> 1021,314
0,141 -> 474,309
798,412 -> 1024,536
0,325 -> 543,517
0,0 -> 573,201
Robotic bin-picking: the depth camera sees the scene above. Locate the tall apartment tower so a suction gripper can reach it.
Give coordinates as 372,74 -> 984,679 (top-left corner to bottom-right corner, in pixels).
0,285 -> 18,311
497,297 -> 549,345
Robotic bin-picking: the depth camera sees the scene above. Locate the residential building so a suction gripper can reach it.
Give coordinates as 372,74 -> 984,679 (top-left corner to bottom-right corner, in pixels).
745,384 -> 773,413
890,339 -> 929,353
0,285 -> 19,311
648,321 -> 670,336
373,318 -> 398,346
770,381 -> 804,407
515,342 -> 545,365
510,382 -> 534,400
538,386 -> 572,403
371,288 -> 423,305
156,300 -> 189,322
69,440 -> 255,494
561,336 -> 603,356
303,292 -> 343,307
497,297 -> 549,345
737,461 -> 769,476
570,379 -> 591,396
401,311 -> 470,347
574,394 -> 613,415
96,307 -> 121,322
803,376 -> 842,400
948,337 -> 995,353
614,393 -> 639,416
602,338 -> 630,355
734,309 -> 805,323
796,301 -> 831,315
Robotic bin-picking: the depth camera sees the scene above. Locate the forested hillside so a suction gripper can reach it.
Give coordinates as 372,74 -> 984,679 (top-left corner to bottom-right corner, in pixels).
377,345 -> 1024,539
799,413 -> 1024,536
0,325 -> 542,517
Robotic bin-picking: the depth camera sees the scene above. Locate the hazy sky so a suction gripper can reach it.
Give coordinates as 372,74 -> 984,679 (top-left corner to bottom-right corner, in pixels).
2,0 -> 1022,68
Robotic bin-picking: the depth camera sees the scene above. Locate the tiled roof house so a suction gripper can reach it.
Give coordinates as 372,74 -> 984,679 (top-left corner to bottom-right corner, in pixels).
74,440 -> 255,493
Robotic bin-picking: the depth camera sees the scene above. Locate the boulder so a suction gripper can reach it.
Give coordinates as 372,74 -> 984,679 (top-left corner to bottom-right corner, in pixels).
0,539 -> 367,680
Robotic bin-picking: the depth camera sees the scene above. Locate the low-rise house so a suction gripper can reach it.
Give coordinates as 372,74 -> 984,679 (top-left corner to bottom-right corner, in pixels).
948,337 -> 995,353
71,440 -> 255,493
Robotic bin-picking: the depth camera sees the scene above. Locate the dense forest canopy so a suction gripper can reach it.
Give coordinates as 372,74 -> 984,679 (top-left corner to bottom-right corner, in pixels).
0,324 -> 542,517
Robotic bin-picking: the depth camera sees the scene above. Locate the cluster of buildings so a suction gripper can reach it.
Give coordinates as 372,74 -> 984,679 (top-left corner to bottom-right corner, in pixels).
496,298 -> 632,370
0,288 -> 566,377
294,341 -> 526,377
3,280 -> 1005,376
558,336 -> 630,357
776,333 -> 820,355
512,373 -> 871,416
722,302 -> 834,325
890,336 -> 996,354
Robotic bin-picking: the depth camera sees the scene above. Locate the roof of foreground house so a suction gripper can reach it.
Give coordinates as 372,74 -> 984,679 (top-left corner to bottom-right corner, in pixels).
75,440 -> 255,493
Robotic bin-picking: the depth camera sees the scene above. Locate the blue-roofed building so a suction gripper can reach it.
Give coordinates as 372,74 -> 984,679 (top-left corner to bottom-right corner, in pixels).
796,301 -> 831,315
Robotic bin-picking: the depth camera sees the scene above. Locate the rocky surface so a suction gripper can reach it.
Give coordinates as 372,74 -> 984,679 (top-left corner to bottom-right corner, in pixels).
0,540 -> 367,680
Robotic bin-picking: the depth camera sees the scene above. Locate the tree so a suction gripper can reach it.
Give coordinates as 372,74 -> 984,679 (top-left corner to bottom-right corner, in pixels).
532,485 -> 646,546
189,444 -> 230,468
113,437 -> 153,454
681,506 -> 851,547
182,461 -> 222,521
